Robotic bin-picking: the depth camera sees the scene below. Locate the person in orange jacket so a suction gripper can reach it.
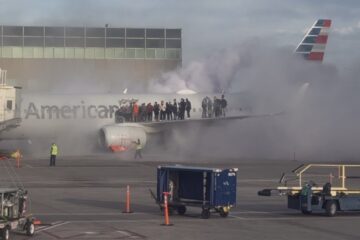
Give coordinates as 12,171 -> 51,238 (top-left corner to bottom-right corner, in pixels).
132,101 -> 139,122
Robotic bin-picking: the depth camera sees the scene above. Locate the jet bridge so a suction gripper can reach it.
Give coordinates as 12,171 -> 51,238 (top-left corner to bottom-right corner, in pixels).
0,68 -> 21,133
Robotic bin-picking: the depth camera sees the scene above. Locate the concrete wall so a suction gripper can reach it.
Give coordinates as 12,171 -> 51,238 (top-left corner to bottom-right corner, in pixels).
0,58 -> 180,93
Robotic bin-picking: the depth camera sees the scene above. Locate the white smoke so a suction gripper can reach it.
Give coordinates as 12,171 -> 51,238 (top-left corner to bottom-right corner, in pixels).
149,39 -> 360,161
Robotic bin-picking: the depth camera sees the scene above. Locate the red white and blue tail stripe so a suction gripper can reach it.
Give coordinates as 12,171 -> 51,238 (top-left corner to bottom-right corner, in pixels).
295,19 -> 331,62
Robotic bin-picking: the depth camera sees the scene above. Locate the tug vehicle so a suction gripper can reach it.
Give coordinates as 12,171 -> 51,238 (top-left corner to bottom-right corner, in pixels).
259,164 -> 360,216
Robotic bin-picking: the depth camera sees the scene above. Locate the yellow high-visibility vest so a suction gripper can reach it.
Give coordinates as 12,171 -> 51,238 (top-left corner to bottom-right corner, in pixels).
51,145 -> 58,155
11,150 -> 21,159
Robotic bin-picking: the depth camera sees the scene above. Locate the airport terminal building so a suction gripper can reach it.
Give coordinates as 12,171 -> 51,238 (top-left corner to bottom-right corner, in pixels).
0,25 -> 182,92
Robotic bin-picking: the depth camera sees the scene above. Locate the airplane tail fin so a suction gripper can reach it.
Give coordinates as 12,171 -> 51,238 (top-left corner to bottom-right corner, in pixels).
295,19 -> 332,62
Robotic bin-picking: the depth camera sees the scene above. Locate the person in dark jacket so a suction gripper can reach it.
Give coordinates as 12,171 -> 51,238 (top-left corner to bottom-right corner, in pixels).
206,96 -> 213,118
220,95 -> 227,117
173,99 -> 178,120
166,102 -> 172,120
146,103 -> 153,121
213,96 -> 220,117
201,97 -> 207,118
179,98 -> 186,120
185,98 -> 191,118
153,102 -> 160,121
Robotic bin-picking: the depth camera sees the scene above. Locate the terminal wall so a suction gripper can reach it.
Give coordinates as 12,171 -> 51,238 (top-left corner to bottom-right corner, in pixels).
0,58 -> 180,93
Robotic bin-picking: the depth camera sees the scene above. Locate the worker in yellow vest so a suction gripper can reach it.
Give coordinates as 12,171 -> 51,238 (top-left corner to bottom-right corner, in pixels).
11,149 -> 22,168
134,139 -> 142,159
50,143 -> 58,166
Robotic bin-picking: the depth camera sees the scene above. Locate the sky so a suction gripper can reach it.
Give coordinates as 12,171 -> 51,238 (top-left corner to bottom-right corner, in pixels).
0,0 -> 359,72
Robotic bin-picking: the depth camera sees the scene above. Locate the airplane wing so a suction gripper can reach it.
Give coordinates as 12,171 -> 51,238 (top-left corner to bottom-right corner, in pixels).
139,113 -> 280,132
100,112 -> 283,152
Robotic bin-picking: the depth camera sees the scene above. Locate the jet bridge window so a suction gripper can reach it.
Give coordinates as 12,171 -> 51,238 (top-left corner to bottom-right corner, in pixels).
6,100 -> 12,110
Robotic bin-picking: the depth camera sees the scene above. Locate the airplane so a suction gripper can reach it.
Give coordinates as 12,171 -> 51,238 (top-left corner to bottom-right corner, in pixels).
0,19 -> 331,153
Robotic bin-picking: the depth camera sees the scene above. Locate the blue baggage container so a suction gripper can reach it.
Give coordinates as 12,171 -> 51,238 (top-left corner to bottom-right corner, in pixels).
155,165 -> 238,219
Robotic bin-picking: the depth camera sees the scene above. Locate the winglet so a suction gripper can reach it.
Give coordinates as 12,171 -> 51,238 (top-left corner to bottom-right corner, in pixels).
295,19 -> 332,62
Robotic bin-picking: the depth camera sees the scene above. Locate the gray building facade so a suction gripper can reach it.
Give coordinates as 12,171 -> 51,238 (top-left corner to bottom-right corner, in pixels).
0,25 -> 181,92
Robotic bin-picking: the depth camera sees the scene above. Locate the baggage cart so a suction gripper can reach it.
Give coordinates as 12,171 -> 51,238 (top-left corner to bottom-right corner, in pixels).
153,165 -> 238,219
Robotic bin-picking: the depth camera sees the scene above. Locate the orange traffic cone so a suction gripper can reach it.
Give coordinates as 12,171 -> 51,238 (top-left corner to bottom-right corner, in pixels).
122,185 -> 133,213
161,192 -> 173,226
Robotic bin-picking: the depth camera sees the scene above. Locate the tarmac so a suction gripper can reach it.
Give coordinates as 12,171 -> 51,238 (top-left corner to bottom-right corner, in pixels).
0,154 -> 360,240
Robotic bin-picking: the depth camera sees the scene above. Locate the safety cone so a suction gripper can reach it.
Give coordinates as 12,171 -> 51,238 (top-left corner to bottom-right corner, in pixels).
122,185 -> 133,213
161,192 -> 173,226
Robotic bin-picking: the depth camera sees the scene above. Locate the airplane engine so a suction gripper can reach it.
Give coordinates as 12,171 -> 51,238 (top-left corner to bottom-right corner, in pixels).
99,125 -> 147,152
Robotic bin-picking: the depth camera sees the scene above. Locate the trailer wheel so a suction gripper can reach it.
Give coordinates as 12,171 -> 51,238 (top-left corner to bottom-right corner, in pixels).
177,206 -> 186,215
325,201 -> 337,217
26,222 -> 35,236
1,226 -> 10,240
201,209 -> 210,219
219,207 -> 229,218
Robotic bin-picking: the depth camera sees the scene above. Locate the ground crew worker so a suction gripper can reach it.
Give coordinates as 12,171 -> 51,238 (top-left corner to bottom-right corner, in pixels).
11,149 -> 22,168
50,143 -> 58,166
134,139 -> 142,159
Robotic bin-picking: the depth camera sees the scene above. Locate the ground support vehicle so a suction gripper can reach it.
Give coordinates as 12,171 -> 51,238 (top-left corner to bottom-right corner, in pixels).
0,188 -> 34,240
152,165 -> 238,219
258,164 -> 360,216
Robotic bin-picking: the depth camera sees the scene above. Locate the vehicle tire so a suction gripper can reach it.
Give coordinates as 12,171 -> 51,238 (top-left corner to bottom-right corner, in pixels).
26,222 -> 35,236
201,209 -> 210,219
1,227 -> 10,240
301,209 -> 312,215
219,207 -> 229,218
325,201 -> 337,217
177,206 -> 186,215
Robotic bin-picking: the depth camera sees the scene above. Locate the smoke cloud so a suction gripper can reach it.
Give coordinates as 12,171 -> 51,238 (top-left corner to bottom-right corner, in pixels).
1,38 -> 359,162
149,39 -> 360,161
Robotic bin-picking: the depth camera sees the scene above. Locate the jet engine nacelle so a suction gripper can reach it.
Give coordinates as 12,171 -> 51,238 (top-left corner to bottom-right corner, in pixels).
99,124 -> 147,152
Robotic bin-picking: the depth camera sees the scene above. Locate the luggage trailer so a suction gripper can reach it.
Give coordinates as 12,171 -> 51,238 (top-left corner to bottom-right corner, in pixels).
0,188 -> 35,240
153,165 -> 238,219
258,164 -> 360,216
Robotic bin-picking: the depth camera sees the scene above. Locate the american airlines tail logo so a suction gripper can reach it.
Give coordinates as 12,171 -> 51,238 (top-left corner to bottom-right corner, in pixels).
24,100 -> 138,119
